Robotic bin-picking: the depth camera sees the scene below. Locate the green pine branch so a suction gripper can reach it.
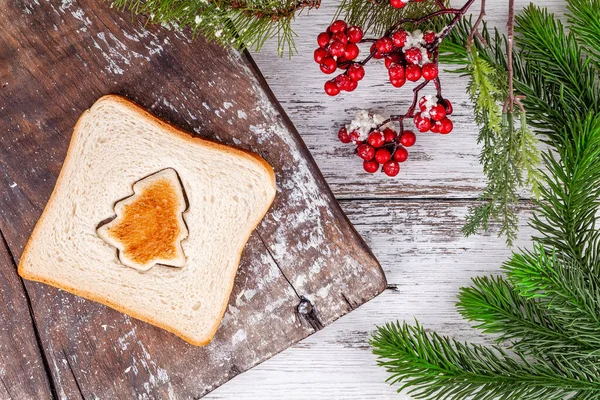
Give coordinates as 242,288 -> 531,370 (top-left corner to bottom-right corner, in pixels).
505,245 -> 600,350
372,2 -> 600,398
567,0 -> 600,67
530,116 -> 600,266
435,18 -> 541,246
334,0 -> 438,37
112,0 -> 320,55
371,321 -> 600,400
456,275 -> 596,357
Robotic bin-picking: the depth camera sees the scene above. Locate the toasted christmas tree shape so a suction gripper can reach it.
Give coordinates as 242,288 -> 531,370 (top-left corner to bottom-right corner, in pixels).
97,168 -> 189,272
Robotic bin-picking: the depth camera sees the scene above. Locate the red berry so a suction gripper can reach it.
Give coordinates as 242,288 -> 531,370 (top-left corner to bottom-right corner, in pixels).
338,127 -> 351,143
347,64 -> 365,81
421,63 -> 438,80
314,48 -> 329,63
349,131 -> 361,143
390,77 -> 406,88
320,57 -> 337,74
429,104 -> 447,121
413,113 -> 431,132
363,160 -> 380,174
430,120 -> 441,133
389,0 -> 407,9
423,31 -> 436,44
368,131 -> 385,148
324,80 -> 340,96
382,161 -> 400,177
357,143 -> 375,160
328,40 -> 346,58
346,26 -> 363,43
376,37 -> 394,54
332,32 -> 348,45
345,79 -> 358,92
439,118 -> 453,134
388,63 -> 405,80
330,20 -> 347,34
317,32 -> 331,48
393,146 -> 409,162
405,64 -> 422,81
442,99 -> 453,115
404,47 -> 422,64
335,74 -> 350,88
375,148 -> 392,164
370,43 -> 384,59
384,53 -> 402,69
344,43 -> 360,60
400,130 -> 417,147
383,128 -> 397,143
391,30 -> 408,48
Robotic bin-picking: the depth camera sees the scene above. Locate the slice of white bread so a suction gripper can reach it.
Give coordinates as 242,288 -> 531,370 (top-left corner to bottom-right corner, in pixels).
18,95 -> 276,346
97,168 -> 189,272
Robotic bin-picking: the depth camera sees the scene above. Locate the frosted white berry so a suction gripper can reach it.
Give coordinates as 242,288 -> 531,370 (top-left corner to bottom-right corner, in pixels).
345,110 -> 393,141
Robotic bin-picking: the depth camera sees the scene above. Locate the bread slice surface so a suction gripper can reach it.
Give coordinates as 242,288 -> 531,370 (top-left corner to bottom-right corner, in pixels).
18,95 -> 276,346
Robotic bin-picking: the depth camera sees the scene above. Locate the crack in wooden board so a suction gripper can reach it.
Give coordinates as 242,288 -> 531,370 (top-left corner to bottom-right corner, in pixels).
0,0 -> 386,397
0,229 -> 54,399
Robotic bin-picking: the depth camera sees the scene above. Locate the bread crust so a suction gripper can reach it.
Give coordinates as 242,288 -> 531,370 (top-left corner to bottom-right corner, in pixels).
18,94 -> 277,346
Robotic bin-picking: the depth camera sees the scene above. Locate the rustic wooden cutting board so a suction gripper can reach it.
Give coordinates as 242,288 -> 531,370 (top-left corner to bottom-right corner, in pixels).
0,0 -> 386,398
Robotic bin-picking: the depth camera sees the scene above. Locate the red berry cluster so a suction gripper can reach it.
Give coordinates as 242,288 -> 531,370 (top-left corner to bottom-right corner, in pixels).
314,20 -> 365,96
315,21 -> 441,96
414,95 -> 454,134
338,126 -> 417,176
315,6 -> 463,176
373,29 -> 439,88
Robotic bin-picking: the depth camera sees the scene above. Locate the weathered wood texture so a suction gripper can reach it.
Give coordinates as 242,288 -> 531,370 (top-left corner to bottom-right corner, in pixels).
0,0 -> 385,398
0,234 -> 53,399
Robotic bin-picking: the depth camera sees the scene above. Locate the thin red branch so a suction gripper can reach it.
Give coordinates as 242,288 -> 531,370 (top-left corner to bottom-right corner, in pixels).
503,0 -> 524,114
231,0 -> 320,20
385,7 -> 463,36
375,80 -> 430,131
467,0 -> 486,49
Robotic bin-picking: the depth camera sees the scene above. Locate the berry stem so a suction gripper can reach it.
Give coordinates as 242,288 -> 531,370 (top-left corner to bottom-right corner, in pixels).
467,0 -> 487,49
434,77 -> 442,97
502,0 -> 525,113
375,79 -> 430,132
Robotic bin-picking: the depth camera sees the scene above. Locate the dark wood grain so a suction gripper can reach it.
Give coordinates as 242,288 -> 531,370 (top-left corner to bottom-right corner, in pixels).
0,0 -> 386,397
0,233 -> 54,399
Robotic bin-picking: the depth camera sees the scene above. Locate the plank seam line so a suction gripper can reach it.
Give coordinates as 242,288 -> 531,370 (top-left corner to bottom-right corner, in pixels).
256,231 -> 301,299
62,349 -> 84,398
0,375 -> 12,399
340,292 -> 355,310
0,228 -> 59,400
255,231 -> 324,330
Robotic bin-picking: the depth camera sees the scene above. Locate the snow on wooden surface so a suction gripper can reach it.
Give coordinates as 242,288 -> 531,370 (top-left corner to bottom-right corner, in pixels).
207,1 -> 566,398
